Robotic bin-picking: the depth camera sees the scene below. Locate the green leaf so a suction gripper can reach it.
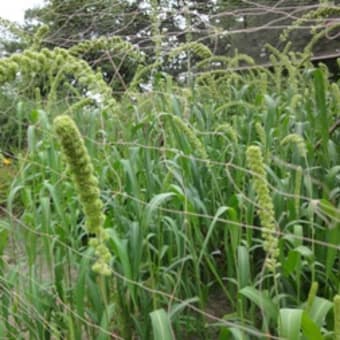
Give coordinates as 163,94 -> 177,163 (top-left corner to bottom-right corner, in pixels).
313,68 -> 328,160
169,297 -> 199,320
219,327 -> 248,340
98,304 -> 115,340
319,199 -> 340,225
0,221 -> 9,256
282,250 -> 299,276
121,158 -> 140,198
107,229 -> 137,305
29,109 -> 40,124
279,308 -> 303,339
143,192 -> 176,229
150,309 -> 174,340
128,222 -> 143,281
301,311 -> 323,340
239,286 -> 277,322
237,245 -> 251,288
325,224 -> 340,279
27,125 -> 36,153
197,206 -> 228,265
43,181 -> 65,224
7,185 -> 24,216
294,245 -> 314,259
306,296 -> 333,327
74,255 -> 90,318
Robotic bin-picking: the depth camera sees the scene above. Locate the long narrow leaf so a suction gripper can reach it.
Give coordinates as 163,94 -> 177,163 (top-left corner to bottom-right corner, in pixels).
150,309 -> 174,340
279,308 -> 303,339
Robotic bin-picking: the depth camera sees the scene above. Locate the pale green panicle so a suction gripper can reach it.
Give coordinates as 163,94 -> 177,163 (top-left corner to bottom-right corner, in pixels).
255,122 -> 266,146
281,133 -> 307,158
246,145 -> 280,271
54,115 -> 112,275
215,123 -> 238,143
166,113 -> 209,163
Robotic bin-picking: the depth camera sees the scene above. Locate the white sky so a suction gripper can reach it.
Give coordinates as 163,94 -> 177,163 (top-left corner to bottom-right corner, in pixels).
0,0 -> 44,23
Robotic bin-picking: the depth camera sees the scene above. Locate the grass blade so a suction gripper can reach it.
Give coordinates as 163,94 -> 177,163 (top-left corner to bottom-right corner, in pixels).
279,308 -> 303,339
150,309 -> 174,340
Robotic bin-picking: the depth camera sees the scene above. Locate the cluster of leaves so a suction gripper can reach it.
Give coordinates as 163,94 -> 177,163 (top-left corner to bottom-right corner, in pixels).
0,1 -> 339,339
0,48 -> 339,339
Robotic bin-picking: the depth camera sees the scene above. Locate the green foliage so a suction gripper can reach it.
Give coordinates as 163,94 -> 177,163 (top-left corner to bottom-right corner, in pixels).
150,309 -> 174,340
0,48 -> 116,109
335,295 -> 340,340
0,16 -> 30,47
68,36 -> 144,64
0,4 -> 339,338
0,160 -> 15,205
281,4 -> 340,42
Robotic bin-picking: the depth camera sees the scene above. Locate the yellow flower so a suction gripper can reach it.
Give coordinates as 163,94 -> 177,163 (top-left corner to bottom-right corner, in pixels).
2,158 -> 12,166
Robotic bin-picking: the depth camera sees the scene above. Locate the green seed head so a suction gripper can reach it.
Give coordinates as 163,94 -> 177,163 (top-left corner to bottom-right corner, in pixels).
54,115 -> 112,275
246,145 -> 280,271
281,133 -> 307,158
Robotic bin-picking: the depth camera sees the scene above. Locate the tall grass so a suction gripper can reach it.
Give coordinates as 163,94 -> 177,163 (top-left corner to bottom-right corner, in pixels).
0,25 -> 339,340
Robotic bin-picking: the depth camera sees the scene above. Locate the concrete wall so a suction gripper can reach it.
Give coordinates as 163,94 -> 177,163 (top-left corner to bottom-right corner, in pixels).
204,0 -> 340,63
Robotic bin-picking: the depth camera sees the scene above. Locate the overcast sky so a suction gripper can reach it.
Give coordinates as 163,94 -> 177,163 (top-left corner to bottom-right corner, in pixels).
0,0 -> 44,23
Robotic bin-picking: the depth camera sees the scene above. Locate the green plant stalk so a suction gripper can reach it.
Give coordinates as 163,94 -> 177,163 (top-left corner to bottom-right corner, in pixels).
306,281 -> 318,312
53,114 -> 112,275
294,166 -> 302,218
335,295 -> 340,340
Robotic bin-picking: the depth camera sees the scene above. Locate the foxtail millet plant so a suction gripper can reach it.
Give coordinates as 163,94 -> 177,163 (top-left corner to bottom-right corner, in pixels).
0,48 -> 116,110
69,36 -> 144,62
255,122 -> 266,146
31,24 -> 49,50
281,133 -> 307,158
53,114 -> 112,275
168,42 -> 212,61
246,145 -> 280,271
281,5 -> 340,42
160,113 -> 209,162
215,123 -> 238,143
